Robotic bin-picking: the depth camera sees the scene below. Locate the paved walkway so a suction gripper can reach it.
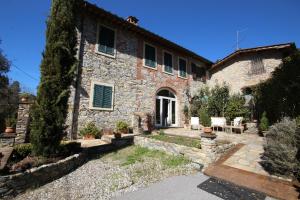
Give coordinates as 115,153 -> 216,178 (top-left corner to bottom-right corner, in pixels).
113,173 -> 222,200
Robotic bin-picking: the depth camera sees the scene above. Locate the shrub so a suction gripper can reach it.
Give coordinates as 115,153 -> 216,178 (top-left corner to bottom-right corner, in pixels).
183,105 -> 189,123
207,83 -> 229,117
199,109 -> 211,127
225,94 -> 250,121
5,117 -> 16,128
59,141 -> 81,156
79,122 -> 101,138
116,121 -> 129,133
261,118 -> 299,178
259,112 -> 269,131
13,143 -> 33,159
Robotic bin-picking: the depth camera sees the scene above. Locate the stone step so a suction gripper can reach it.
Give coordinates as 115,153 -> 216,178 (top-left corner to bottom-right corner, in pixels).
101,135 -> 114,143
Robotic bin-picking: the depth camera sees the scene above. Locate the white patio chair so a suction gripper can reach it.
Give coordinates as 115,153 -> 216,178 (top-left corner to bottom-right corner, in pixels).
190,117 -> 200,130
211,117 -> 226,133
231,117 -> 244,133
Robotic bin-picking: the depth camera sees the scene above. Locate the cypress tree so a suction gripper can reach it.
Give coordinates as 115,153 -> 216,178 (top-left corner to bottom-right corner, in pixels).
30,0 -> 80,156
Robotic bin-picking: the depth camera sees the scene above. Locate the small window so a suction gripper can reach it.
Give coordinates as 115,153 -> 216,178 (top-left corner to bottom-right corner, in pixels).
97,25 -> 115,56
163,51 -> 173,74
191,63 -> 206,81
178,58 -> 187,78
90,82 -> 114,110
144,43 -> 156,68
250,57 -> 266,75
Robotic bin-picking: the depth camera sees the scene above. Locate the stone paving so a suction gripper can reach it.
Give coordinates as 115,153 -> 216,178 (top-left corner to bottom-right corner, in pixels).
163,128 -> 269,176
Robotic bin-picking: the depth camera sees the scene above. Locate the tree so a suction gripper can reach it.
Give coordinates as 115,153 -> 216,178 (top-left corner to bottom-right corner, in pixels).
253,49 -> 300,124
30,0 -> 80,156
0,42 -> 10,131
225,94 -> 250,121
207,83 -> 229,117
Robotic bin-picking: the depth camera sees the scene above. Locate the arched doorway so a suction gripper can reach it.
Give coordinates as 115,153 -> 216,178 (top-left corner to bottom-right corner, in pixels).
155,89 -> 177,127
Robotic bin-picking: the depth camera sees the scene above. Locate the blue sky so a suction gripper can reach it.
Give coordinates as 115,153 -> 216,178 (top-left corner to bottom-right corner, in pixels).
0,0 -> 300,93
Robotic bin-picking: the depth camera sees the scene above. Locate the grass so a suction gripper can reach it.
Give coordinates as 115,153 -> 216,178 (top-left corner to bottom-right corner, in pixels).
148,134 -> 201,149
101,145 -> 189,168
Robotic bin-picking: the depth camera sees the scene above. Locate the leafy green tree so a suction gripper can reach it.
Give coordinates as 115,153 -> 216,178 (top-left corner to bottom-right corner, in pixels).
225,94 -> 250,121
254,48 -> 300,124
0,42 -> 10,131
30,0 -> 80,156
207,84 -> 229,117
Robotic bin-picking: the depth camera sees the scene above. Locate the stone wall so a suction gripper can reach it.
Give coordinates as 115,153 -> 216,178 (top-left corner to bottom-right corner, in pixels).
15,102 -> 32,143
66,13 -> 209,138
134,136 -> 234,169
208,51 -> 283,93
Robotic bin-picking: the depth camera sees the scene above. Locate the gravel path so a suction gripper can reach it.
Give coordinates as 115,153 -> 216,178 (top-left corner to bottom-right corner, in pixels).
14,152 -> 197,200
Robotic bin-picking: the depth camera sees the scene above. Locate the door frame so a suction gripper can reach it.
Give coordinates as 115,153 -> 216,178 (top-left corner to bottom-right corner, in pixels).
155,95 -> 177,127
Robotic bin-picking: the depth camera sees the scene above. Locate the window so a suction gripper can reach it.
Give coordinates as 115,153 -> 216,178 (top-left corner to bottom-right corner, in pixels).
191,63 -> 206,81
90,82 -> 114,110
249,57 -> 266,75
97,25 -> 116,56
178,58 -> 187,78
163,51 -> 173,74
144,43 -> 156,68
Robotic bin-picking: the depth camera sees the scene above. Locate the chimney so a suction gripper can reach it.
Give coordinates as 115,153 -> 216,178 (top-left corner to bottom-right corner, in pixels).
126,16 -> 139,26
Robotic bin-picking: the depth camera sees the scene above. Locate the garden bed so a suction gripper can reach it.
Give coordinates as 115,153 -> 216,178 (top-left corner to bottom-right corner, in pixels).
147,134 -> 201,148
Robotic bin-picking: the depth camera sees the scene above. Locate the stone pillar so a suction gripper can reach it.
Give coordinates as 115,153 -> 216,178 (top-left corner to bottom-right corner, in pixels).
200,133 -> 217,163
15,102 -> 32,143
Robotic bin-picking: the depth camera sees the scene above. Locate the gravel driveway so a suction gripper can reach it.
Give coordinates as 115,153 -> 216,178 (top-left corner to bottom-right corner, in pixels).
14,147 -> 197,200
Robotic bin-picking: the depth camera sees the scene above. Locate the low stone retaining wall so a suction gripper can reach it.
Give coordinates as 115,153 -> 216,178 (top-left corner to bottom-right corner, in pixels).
0,153 -> 86,198
134,136 -> 234,169
0,138 -> 134,199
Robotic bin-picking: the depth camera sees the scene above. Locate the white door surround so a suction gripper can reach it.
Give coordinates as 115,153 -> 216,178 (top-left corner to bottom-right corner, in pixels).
155,89 -> 177,127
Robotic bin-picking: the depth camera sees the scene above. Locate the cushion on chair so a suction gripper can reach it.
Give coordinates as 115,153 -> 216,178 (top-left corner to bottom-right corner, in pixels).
233,117 -> 243,127
211,117 -> 226,127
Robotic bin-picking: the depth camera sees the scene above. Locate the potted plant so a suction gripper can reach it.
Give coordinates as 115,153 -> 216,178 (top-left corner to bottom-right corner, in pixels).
79,122 -> 101,140
5,117 -> 16,133
199,109 -> 212,134
115,121 -> 129,138
259,111 -> 269,136
20,93 -> 31,103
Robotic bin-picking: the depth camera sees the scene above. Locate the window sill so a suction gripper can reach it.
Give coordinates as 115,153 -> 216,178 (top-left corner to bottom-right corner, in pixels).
95,50 -> 116,59
163,70 -> 174,76
143,65 -> 157,70
178,74 -> 188,79
89,106 -> 114,111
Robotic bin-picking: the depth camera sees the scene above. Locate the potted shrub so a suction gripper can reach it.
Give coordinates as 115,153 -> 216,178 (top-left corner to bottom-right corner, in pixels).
20,93 -> 31,103
79,122 -> 101,140
115,121 -> 129,138
5,117 -> 16,133
259,112 -> 269,136
199,109 -> 212,134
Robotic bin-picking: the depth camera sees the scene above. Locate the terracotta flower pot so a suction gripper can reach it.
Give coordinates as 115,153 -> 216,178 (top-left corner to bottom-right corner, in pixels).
83,134 -> 95,140
5,127 -> 14,134
114,132 -> 122,139
203,127 -> 212,134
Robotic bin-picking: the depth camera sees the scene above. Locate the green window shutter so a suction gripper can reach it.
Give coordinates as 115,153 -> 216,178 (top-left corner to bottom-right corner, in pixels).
145,44 -> 156,68
93,85 -> 104,107
98,26 -> 115,55
93,84 -> 113,109
179,59 -> 187,77
102,86 -> 112,108
164,52 -> 173,73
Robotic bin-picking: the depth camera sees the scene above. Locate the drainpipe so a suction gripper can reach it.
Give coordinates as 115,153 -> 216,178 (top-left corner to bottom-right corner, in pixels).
70,7 -> 85,140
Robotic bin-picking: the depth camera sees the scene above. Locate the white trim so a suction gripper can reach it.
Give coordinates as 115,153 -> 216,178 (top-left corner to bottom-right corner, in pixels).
143,41 -> 157,70
95,23 -> 117,59
178,57 -> 188,79
162,50 -> 174,75
155,89 -> 178,127
89,80 -> 114,111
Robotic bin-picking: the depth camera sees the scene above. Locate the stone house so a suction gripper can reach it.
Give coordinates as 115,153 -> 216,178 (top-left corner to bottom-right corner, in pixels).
65,2 -> 295,139
66,2 -> 212,139
207,43 -> 295,93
